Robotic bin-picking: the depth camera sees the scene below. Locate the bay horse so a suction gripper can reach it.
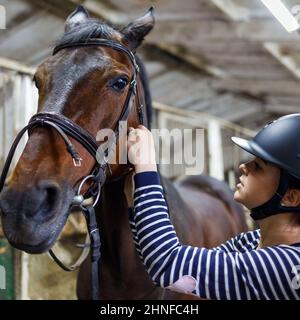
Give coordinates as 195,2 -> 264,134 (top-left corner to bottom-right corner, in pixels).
0,6 -> 247,299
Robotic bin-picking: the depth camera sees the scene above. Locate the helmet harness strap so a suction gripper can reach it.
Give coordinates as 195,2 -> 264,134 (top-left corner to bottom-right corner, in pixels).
251,169 -> 300,220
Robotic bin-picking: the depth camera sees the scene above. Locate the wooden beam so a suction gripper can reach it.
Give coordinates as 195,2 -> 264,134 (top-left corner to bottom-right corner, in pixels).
265,105 -> 300,114
79,0 -> 128,25
153,101 -> 256,136
210,78 -> 300,96
25,0 -> 126,24
263,42 -> 300,79
188,40 -> 263,55
0,11 -> 63,63
139,12 -> 225,22
202,53 -> 275,65
211,0 -> 252,21
0,57 -> 34,75
147,19 -> 299,44
24,0 -> 76,20
35,0 -> 294,43
148,43 -> 226,78
266,95 -> 300,105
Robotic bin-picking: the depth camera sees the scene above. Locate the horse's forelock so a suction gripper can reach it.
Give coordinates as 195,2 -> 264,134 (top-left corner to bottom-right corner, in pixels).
55,20 -> 121,48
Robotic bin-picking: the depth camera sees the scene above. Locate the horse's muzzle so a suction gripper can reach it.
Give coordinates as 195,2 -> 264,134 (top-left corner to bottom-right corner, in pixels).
0,180 -> 72,253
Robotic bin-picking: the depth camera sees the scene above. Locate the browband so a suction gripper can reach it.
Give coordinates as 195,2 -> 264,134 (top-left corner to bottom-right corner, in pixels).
53,38 -> 139,73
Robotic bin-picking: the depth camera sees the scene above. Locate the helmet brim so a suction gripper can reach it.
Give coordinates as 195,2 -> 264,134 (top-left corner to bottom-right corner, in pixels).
231,137 -> 255,156
231,136 -> 300,178
231,136 -> 276,164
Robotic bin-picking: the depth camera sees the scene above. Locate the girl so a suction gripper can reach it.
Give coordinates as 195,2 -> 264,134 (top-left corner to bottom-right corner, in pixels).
126,114 -> 300,300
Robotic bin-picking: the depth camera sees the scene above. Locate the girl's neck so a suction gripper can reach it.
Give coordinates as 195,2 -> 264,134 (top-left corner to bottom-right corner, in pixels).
257,212 -> 300,248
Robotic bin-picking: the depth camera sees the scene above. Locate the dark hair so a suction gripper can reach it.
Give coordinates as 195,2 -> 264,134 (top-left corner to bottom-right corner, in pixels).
288,175 -> 300,190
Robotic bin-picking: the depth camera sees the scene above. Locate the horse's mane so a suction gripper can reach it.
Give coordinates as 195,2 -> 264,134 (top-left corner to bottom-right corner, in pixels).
55,20 -> 152,128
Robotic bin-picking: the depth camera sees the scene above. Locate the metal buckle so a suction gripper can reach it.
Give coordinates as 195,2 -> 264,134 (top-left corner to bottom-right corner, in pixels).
130,79 -> 136,88
73,157 -> 83,167
130,79 -> 137,95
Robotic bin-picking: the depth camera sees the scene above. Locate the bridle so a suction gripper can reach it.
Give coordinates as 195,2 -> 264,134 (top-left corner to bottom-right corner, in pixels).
0,38 -> 146,300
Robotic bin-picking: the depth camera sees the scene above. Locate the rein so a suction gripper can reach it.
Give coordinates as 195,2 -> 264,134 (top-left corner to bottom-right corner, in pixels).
0,38 -> 145,300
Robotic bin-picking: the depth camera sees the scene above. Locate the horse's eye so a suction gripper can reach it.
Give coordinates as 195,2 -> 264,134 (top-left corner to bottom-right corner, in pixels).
111,77 -> 128,92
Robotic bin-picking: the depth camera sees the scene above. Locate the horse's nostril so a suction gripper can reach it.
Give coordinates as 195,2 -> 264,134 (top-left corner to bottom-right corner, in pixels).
47,186 -> 59,203
41,182 -> 59,200
35,180 -> 61,216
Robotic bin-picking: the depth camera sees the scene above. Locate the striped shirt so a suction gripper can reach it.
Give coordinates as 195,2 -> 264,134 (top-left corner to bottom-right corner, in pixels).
128,171 -> 300,300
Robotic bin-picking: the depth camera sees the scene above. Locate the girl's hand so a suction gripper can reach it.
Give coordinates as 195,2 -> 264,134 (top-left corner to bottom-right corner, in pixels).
127,125 -> 157,173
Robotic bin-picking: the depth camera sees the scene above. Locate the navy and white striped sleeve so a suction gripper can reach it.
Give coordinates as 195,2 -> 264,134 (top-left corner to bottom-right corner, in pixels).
212,230 -> 261,253
128,207 -> 143,259
130,171 -> 300,300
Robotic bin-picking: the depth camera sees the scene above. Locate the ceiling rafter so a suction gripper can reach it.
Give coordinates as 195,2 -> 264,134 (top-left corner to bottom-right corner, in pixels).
2,0 -> 300,131
210,0 -> 300,83
210,77 -> 300,96
145,43 -> 227,78
25,0 -> 229,79
210,0 -> 251,21
263,42 -> 300,79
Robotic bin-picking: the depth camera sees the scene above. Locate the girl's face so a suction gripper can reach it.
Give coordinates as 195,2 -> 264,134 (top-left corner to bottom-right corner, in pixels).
234,157 -> 280,209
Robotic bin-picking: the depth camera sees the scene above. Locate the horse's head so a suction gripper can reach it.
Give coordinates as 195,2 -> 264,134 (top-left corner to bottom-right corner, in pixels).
0,6 -> 154,253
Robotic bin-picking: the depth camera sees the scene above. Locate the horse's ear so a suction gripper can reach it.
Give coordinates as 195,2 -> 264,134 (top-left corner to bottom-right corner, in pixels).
65,6 -> 90,32
122,7 -> 155,51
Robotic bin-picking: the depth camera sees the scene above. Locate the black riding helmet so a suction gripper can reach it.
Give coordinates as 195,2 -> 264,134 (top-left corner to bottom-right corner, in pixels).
231,113 -> 300,220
